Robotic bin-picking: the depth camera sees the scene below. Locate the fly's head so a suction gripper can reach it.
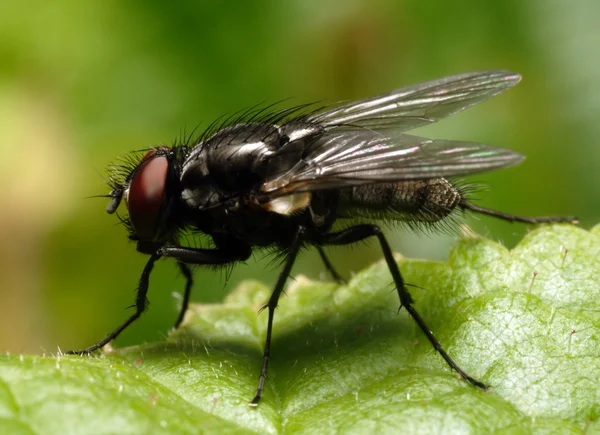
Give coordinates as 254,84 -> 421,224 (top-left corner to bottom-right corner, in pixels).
106,147 -> 183,254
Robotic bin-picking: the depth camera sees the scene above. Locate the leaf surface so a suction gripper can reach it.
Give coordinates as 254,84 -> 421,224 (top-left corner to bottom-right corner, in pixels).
1,225 -> 599,434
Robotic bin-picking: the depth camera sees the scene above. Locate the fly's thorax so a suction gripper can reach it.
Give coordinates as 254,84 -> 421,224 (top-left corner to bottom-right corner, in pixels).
277,122 -> 323,144
338,178 -> 462,222
179,120 -> 326,212
181,124 -> 279,191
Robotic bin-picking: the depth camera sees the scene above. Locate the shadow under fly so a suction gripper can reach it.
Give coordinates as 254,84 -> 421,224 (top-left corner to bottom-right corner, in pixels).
66,70 -> 577,405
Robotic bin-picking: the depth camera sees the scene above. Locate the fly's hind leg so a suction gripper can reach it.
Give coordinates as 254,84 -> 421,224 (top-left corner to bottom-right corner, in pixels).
459,200 -> 578,224
318,224 -> 487,389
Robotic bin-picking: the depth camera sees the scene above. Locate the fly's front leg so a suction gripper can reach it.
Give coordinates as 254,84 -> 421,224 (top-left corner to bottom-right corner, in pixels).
318,224 -> 487,389
160,243 -> 251,330
173,262 -> 193,330
459,200 -> 578,224
66,252 -> 161,355
66,244 -> 250,355
316,246 -> 345,284
250,226 -> 306,406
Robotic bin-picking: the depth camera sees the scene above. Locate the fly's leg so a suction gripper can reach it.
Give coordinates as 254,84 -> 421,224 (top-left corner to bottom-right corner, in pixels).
459,200 -> 578,224
250,226 -> 306,406
173,262 -> 193,330
66,245 -> 249,355
316,246 -> 346,284
158,244 -> 250,329
66,252 -> 160,355
318,224 -> 487,389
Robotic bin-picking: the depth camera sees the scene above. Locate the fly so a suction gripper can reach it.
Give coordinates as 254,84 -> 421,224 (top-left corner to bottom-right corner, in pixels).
66,70 -> 577,405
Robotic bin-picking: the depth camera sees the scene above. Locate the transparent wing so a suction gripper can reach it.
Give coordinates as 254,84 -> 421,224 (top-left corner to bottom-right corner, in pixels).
308,70 -> 521,132
262,130 -> 523,195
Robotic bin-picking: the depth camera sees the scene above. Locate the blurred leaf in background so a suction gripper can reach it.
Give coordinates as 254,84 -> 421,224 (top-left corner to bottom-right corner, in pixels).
0,0 -> 598,354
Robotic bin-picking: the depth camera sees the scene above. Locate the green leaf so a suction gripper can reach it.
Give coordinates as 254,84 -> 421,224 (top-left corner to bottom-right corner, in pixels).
1,225 -> 599,434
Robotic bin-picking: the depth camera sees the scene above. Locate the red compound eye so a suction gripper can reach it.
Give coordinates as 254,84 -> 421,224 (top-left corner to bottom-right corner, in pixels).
127,151 -> 169,241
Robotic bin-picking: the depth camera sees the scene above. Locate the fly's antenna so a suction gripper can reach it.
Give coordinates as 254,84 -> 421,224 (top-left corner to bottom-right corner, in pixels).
84,194 -> 112,200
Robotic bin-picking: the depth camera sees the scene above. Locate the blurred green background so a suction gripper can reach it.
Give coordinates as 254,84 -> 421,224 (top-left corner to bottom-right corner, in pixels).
1,0 -> 598,354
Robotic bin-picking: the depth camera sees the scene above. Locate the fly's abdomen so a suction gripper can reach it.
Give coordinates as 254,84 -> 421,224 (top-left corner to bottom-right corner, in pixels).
338,178 -> 461,222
